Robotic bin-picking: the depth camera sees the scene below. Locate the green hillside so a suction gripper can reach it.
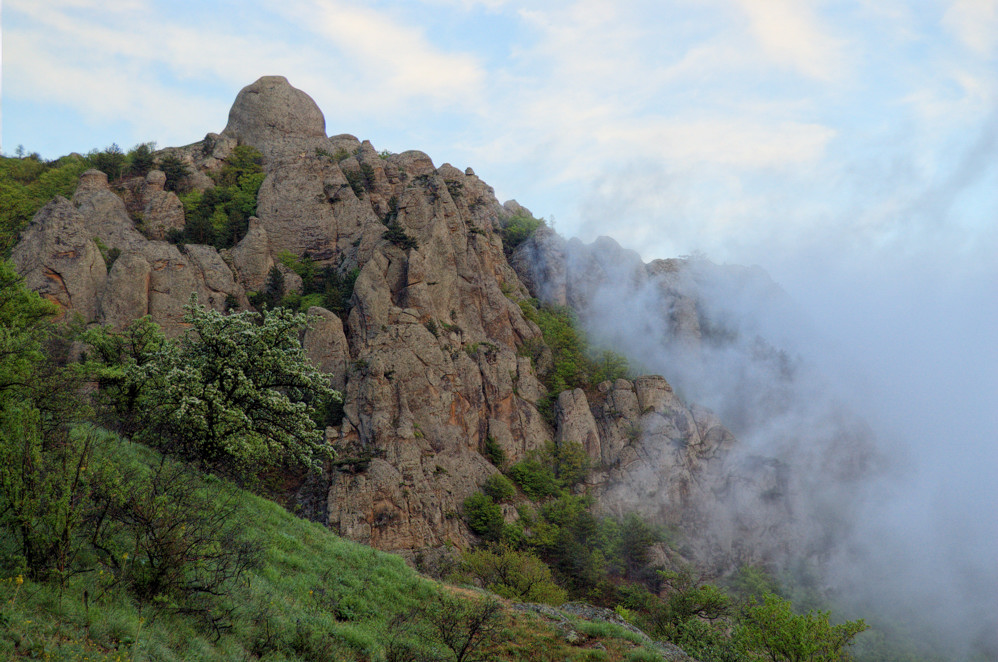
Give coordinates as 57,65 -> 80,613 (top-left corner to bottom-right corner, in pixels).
0,431 -> 681,662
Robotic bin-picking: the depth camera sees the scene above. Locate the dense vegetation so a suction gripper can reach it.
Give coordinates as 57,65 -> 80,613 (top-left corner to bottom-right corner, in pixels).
459,436 -> 870,662
85,296 -> 338,478
516,297 -> 631,423
500,211 -> 545,257
0,151 -> 89,256
174,145 -> 265,249
0,142 -> 250,258
258,250 -> 361,318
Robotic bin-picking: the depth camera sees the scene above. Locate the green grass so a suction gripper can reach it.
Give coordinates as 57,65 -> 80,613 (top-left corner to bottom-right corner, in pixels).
0,435 -> 679,661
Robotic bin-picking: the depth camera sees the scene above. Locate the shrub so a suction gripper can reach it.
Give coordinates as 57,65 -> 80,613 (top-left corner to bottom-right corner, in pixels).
1,153 -> 88,255
481,473 -> 516,503
459,544 -> 566,605
500,212 -> 544,256
86,143 -> 126,180
85,296 -> 339,476
506,441 -> 588,499
0,424 -> 107,580
507,457 -> 559,500
738,593 -> 868,662
177,148 -> 264,249
127,142 -> 156,177
463,492 -> 504,541
383,222 -> 419,250
616,513 -> 665,580
482,436 -> 507,469
93,457 -> 260,620
410,590 -> 508,662
157,154 -> 188,192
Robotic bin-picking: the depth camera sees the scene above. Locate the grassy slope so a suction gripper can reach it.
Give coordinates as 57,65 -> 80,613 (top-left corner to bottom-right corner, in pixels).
0,437 -> 671,662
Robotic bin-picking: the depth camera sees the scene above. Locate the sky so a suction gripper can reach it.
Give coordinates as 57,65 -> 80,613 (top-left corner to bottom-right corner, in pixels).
3,0 -> 997,649
2,2 -> 996,266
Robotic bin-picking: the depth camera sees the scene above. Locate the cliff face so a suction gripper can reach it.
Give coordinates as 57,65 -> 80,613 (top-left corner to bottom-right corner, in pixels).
511,226 -> 877,569
12,76 -> 810,569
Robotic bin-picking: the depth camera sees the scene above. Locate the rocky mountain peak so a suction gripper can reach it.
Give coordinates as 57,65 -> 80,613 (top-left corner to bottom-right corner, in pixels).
9,76 -> 817,573
222,75 -> 327,160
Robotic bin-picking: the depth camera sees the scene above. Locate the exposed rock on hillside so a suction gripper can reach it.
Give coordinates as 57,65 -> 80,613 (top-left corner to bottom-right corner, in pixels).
222,75 -> 328,161
11,197 -> 107,319
11,76 -> 815,571
137,169 -> 186,239
511,228 -> 876,570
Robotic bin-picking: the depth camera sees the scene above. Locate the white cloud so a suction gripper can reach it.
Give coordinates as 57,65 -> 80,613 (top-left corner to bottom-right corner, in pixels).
943,0 -> 998,57
729,0 -> 849,81
274,0 -> 486,109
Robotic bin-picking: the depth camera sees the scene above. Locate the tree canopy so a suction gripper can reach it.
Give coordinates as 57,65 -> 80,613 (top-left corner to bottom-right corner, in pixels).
739,593 -> 868,662
87,295 -> 339,475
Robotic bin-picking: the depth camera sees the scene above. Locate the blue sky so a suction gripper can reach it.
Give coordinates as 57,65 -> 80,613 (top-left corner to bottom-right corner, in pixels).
3,0 -> 995,268
3,0 -> 997,641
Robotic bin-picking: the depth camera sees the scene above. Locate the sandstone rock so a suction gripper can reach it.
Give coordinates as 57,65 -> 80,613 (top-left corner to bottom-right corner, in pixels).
302,306 -> 350,390
136,242 -> 234,334
99,250 -> 151,328
222,75 -> 327,161
229,217 -> 273,292
555,389 -> 601,461
8,77 -> 820,575
11,197 -> 106,320
72,169 -> 147,251
185,244 -> 244,303
139,170 -> 185,240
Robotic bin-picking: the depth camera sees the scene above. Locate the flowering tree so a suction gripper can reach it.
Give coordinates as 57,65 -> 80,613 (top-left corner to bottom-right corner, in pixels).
89,295 -> 339,474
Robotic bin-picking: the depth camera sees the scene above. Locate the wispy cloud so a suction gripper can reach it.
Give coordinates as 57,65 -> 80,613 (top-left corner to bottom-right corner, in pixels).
943,0 -> 998,57
729,0 -> 850,81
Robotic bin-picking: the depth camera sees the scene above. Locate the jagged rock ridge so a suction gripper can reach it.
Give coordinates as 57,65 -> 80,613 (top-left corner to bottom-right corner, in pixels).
12,76 -> 802,571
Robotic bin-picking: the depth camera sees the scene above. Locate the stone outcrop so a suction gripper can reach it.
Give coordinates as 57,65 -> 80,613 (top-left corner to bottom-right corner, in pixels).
222,75 -> 327,161
11,75 -> 828,573
511,230 -> 876,571
302,306 -> 349,391
13,163 -> 246,334
11,197 -> 107,319
138,170 -> 185,239
73,169 -> 148,251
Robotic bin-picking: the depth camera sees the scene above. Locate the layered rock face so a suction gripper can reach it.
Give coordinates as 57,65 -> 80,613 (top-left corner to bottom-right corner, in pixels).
12,76 -> 811,570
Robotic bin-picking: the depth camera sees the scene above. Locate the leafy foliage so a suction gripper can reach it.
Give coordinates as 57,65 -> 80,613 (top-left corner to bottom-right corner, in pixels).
85,142 -> 127,180
91,453 -> 260,620
507,456 -> 560,499
517,299 -> 630,423
157,153 -> 188,192
0,261 -> 93,579
408,590 -> 508,662
86,295 -> 338,476
458,544 -> 566,605
277,250 -> 361,317
507,440 -> 590,499
173,145 -> 264,249
482,435 -> 508,468
383,221 -> 419,250
0,152 -> 88,256
127,142 -> 157,177
481,473 -> 517,503
500,212 -> 545,256
739,593 -> 868,662
463,492 -> 505,540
